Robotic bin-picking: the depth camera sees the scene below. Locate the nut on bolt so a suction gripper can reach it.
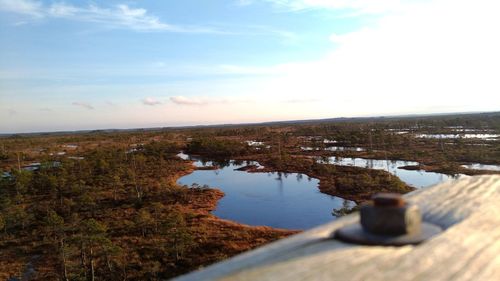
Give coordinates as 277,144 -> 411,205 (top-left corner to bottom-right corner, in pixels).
334,193 -> 442,246
361,193 -> 422,236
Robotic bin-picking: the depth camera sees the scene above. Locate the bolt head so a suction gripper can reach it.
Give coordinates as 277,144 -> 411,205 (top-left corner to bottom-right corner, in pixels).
361,199 -> 422,236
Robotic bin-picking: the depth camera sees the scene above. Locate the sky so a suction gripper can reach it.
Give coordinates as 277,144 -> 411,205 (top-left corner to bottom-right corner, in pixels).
0,0 -> 499,133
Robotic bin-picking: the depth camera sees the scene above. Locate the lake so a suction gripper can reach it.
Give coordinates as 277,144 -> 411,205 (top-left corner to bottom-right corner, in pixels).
415,133 -> 499,140
177,153 -> 356,230
177,152 -> 470,230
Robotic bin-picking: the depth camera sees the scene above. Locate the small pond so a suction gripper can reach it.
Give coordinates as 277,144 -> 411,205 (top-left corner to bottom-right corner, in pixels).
301,146 -> 366,152
177,153 -> 355,230
318,157 -> 467,189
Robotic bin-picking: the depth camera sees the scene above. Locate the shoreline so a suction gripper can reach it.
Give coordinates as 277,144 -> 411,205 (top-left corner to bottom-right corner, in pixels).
298,150 -> 500,177
176,157 -> 300,233
179,152 -> 413,205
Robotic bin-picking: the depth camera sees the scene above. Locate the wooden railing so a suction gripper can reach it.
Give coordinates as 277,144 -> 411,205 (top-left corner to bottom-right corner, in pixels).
174,175 -> 500,281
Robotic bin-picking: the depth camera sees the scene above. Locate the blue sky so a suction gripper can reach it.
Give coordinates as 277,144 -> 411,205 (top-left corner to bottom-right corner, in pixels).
1,0 -> 499,133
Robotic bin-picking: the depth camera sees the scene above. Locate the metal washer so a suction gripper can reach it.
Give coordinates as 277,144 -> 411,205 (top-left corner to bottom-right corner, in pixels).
334,222 -> 443,246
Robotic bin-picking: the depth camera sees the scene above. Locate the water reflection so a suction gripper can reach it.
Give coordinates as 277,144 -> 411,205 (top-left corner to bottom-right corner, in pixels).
461,163 -> 500,171
301,146 -> 366,152
416,133 -> 499,140
177,152 -> 356,230
318,156 -> 467,188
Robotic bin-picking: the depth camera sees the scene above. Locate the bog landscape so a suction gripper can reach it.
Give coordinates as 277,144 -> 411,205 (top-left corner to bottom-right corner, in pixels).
2,0 -> 500,280
0,112 -> 499,280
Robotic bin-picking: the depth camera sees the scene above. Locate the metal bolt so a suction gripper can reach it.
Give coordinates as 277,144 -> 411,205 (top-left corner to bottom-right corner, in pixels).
334,192 -> 443,246
361,193 -> 421,236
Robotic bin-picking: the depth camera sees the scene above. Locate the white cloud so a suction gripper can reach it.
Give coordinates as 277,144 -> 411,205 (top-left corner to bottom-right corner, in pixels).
142,97 -> 162,106
72,102 -> 94,110
48,3 -> 77,17
0,1 -> 221,33
221,0 -> 500,116
170,96 -> 209,106
0,2 -> 295,40
70,4 -> 174,32
0,0 -> 43,17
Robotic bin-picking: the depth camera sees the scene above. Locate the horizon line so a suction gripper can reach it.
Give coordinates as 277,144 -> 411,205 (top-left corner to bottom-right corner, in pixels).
2,110 -> 499,136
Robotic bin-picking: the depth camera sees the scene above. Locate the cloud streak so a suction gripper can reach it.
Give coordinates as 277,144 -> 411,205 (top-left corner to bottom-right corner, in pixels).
170,96 -> 239,106
170,96 -> 209,106
0,0 -> 42,17
72,102 -> 94,110
142,97 -> 162,106
0,1 -> 297,38
169,96 -> 252,106
226,0 -> 500,115
0,0 -> 222,33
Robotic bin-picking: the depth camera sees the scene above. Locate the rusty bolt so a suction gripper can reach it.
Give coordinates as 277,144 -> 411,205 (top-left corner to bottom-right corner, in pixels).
334,193 -> 443,246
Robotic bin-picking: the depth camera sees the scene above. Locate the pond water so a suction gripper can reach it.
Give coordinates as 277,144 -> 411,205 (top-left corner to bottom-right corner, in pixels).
415,133 -> 499,140
461,163 -> 500,171
177,153 -> 356,230
325,146 -> 366,152
318,157 -> 467,188
301,146 -> 366,152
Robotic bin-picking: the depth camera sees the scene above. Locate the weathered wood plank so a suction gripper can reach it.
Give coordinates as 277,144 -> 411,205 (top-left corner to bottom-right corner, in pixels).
174,175 -> 500,281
